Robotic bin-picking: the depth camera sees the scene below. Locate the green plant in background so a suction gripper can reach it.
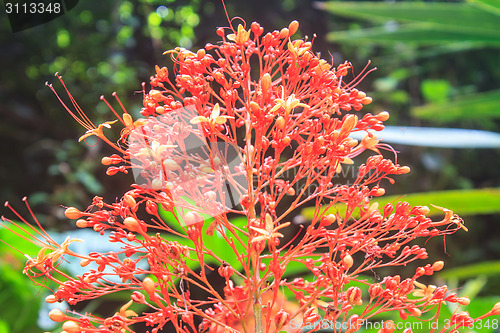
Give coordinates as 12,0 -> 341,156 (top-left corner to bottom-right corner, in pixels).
0,226 -> 42,333
315,0 -> 500,125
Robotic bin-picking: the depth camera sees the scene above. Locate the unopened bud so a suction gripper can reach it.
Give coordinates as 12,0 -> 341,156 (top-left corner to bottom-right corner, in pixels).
123,194 -> 136,208
76,219 -> 88,228
409,307 -> 421,317
343,254 -> 353,269
275,309 -> 291,329
369,283 -> 383,298
162,159 -> 178,171
377,111 -> 390,121
339,114 -> 358,136
378,320 -> 395,333
398,166 -> 411,174
101,156 -> 113,165
62,320 -> 81,333
64,207 -> 82,219
261,73 -> 271,93
143,277 -> 156,294
249,101 -> 260,113
361,97 -> 373,105
490,302 -> 500,315
320,214 -> 336,227
48,309 -> 66,322
458,297 -> 470,305
123,217 -> 141,233
279,28 -> 289,39
80,258 -> 92,267
218,263 -> 234,279
288,20 -> 299,36
431,261 -> 444,271
45,295 -> 57,303
346,286 -> 363,305
275,116 -> 285,129
185,211 -> 202,226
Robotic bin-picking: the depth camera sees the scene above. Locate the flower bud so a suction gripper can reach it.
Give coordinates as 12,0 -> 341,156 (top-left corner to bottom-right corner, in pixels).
275,116 -> 285,129
288,20 -> 299,36
320,214 -> 336,227
249,101 -> 260,113
361,97 -> 373,105
376,111 -> 390,121
458,297 -> 470,305
339,114 -> 358,137
65,207 -> 82,219
45,295 -> 57,303
143,277 -> 156,294
62,320 -> 81,333
378,320 -> 395,333
123,194 -> 136,208
431,261 -> 444,271
48,309 -> 66,322
275,309 -> 291,329
80,258 -> 92,267
101,156 -> 113,165
346,286 -> 363,305
76,219 -> 88,228
490,302 -> 500,315
398,166 -> 411,174
347,314 -> 361,332
279,28 -> 289,39
145,200 -> 157,215
369,283 -> 383,298
163,159 -> 178,171
218,263 -> 234,279
409,307 -> 421,317
343,254 -> 353,269
261,73 -> 271,93
124,217 -> 142,233
185,211 -> 203,226
131,291 -> 146,304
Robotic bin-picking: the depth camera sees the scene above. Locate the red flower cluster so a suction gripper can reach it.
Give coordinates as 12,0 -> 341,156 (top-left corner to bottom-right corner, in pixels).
3,19 -> 499,333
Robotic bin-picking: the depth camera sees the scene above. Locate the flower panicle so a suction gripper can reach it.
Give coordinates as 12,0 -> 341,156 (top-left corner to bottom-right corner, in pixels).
4,18 -> 497,333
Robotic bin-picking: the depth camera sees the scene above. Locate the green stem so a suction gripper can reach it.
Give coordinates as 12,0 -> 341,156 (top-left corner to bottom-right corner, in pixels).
254,300 -> 263,333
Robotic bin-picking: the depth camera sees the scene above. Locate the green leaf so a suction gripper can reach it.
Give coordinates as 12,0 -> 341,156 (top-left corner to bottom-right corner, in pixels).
412,89 -> 500,123
301,188 -> 500,219
469,0 -> 500,15
421,79 -> 451,103
316,2 -> 500,33
0,321 -> 8,333
438,261 -> 500,279
326,23 -> 500,45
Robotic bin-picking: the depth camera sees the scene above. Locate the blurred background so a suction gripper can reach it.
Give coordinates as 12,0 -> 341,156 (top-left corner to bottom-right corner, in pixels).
0,0 -> 499,332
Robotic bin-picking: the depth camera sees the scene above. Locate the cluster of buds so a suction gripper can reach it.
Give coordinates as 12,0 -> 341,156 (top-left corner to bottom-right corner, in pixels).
2,18 -> 499,333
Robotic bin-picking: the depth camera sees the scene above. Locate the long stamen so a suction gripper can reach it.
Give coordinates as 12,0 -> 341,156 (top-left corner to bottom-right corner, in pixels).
54,73 -> 96,130
101,94 -> 125,126
3,200 -> 56,248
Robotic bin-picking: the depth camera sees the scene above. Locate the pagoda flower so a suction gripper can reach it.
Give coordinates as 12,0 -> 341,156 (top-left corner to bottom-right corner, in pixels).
2,17 -> 499,333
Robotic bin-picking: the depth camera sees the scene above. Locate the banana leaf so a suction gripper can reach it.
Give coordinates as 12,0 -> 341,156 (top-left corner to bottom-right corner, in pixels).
412,89 -> 500,123
300,188 -> 500,219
